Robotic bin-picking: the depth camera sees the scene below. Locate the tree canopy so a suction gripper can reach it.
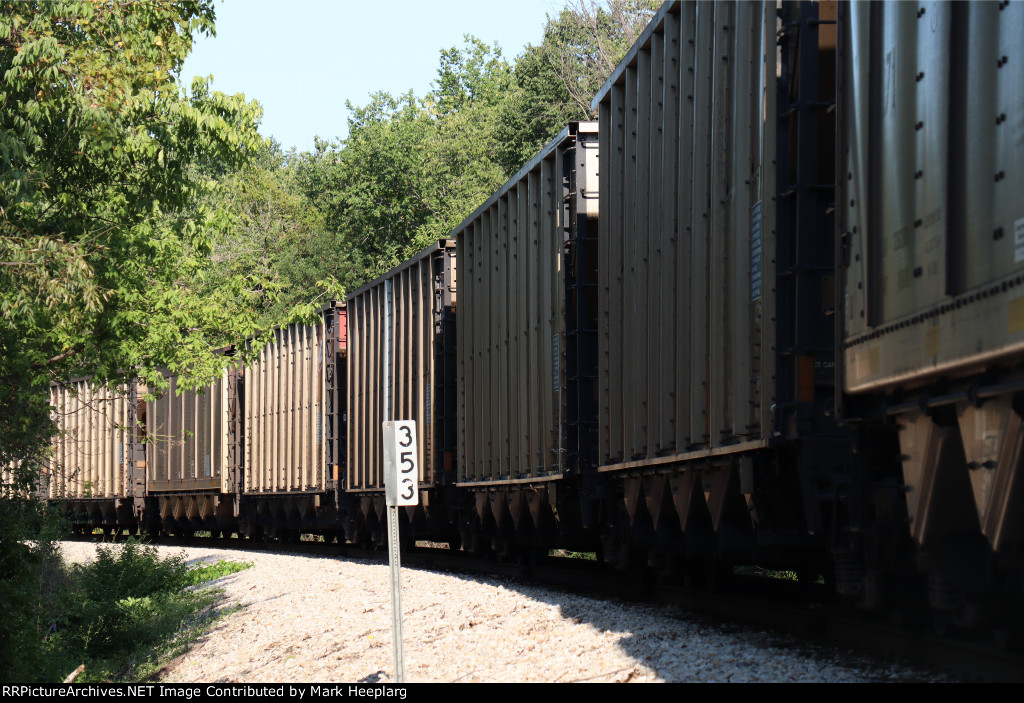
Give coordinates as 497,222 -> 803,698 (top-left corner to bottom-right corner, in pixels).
497,0 -> 660,174
0,0 -> 268,475
294,36 -> 513,281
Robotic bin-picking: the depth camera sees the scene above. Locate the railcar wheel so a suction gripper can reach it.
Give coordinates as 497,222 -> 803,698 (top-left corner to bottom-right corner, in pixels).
396,526 -> 414,554
468,531 -> 494,560
525,545 -> 548,566
494,538 -> 517,563
245,524 -> 263,542
930,609 -> 959,637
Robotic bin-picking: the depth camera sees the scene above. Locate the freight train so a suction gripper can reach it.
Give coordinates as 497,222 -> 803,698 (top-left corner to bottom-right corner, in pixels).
37,0 -> 1023,638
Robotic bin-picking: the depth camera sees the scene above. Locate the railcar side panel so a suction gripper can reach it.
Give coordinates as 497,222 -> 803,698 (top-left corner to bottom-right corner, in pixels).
244,319 -> 325,493
839,0 -> 1024,589
595,0 -> 776,468
346,242 -> 456,494
841,0 -> 1024,393
453,124 -> 597,484
147,369 -> 232,493
49,380 -> 136,500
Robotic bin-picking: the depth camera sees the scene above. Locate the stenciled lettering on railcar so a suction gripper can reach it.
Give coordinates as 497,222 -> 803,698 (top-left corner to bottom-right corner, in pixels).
892,226 -> 911,251
897,266 -> 912,291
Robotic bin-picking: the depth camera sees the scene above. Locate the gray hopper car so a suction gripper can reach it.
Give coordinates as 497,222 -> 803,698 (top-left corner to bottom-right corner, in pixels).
838,0 -> 1024,618
45,302 -> 347,539
590,0 -> 846,572
452,122 -> 599,552
145,363 -> 239,536
239,300 -> 347,539
47,378 -> 143,530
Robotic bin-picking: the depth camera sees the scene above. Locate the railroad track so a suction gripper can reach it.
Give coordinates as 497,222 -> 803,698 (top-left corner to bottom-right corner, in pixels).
71,532 -> 1024,682
406,549 -> 1024,683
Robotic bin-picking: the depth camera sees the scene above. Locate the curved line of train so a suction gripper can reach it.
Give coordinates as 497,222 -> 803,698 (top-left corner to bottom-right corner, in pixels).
25,1 -> 1024,639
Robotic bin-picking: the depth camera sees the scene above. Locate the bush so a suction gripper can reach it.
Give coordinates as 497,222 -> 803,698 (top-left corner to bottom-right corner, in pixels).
0,497 -> 68,683
1,535 -> 252,683
75,540 -> 192,606
58,541 -> 194,660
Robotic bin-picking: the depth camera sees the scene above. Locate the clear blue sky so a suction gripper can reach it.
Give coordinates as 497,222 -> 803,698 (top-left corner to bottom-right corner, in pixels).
182,0 -> 566,153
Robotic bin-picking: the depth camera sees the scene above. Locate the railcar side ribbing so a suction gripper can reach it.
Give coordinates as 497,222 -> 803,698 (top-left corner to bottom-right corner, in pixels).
449,121 -> 599,556
585,0 -> 847,579
344,241 -> 457,545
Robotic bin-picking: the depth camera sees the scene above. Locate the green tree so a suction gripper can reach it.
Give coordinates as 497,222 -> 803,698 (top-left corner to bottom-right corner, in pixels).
321,90 -> 436,276
298,36 -> 513,282
0,1 -> 267,678
204,140 -> 343,327
0,0 -> 267,472
415,36 -> 511,247
497,0 -> 659,174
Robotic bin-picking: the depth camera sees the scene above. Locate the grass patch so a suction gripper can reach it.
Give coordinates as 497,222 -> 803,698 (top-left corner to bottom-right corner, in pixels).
31,540 -> 250,683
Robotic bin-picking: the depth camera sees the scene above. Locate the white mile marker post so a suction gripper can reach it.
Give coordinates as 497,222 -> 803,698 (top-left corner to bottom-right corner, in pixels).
383,419 -> 417,683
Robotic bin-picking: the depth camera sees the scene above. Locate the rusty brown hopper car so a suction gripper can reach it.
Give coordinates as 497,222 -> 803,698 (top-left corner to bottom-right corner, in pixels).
48,378 -> 143,531
144,364 -> 241,536
838,1 -> 1024,615
346,241 -> 456,543
591,0 -> 846,571
452,122 -> 599,550
241,301 -> 347,539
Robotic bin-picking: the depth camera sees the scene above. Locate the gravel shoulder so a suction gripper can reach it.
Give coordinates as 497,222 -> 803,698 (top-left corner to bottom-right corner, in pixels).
58,541 -> 958,683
